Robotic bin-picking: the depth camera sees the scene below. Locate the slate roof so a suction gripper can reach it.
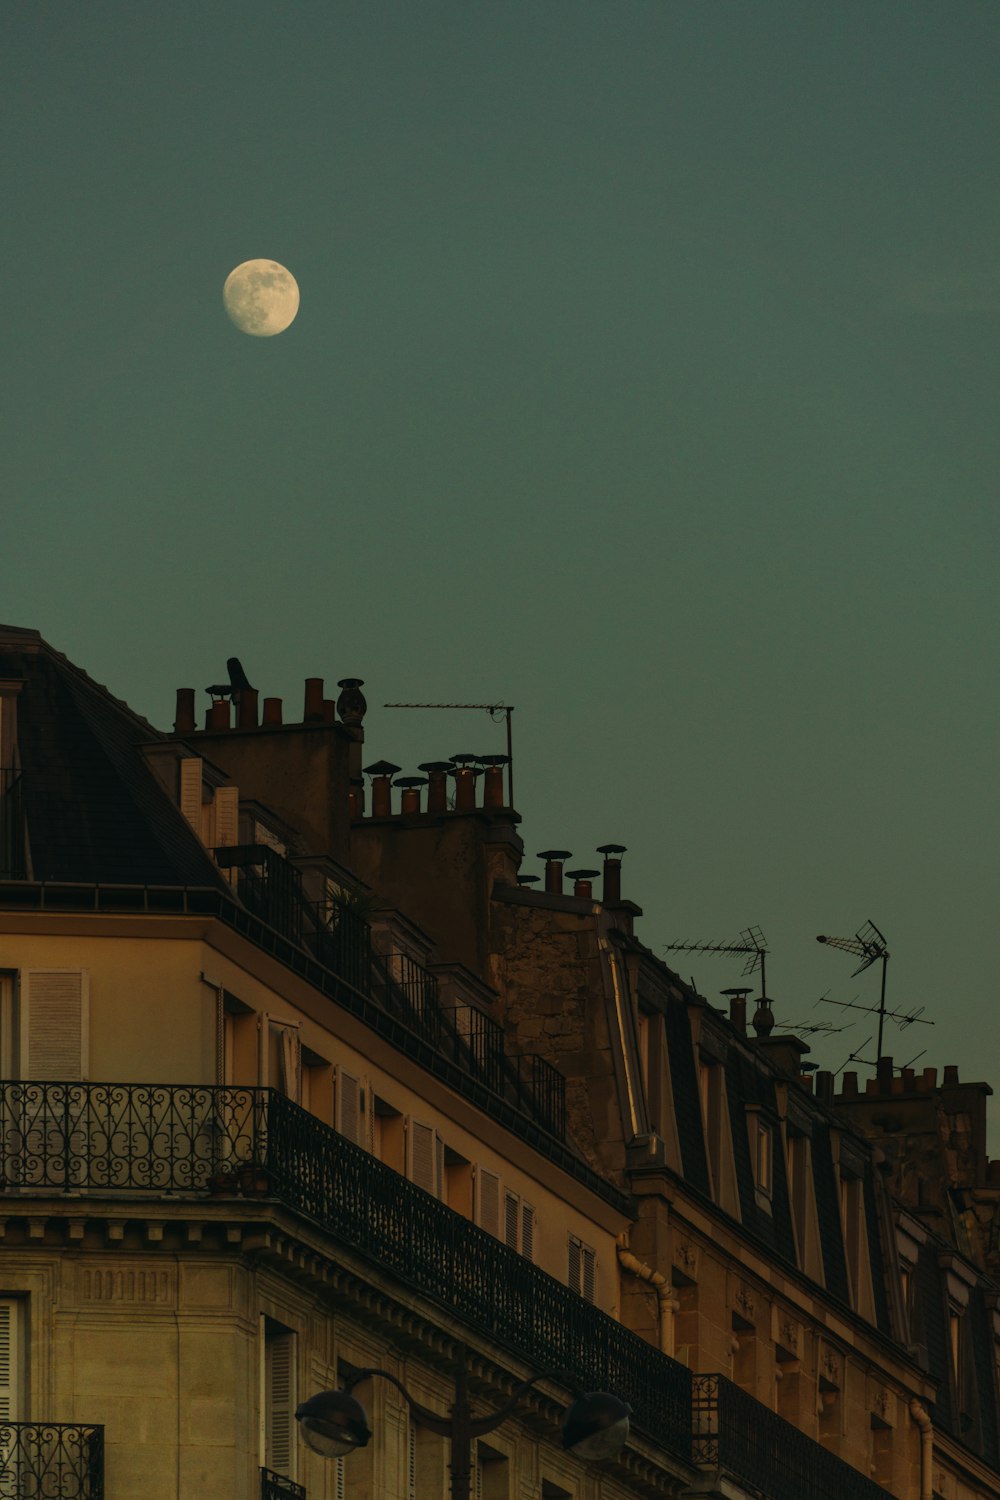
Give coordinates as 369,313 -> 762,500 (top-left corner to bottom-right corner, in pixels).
0,627 -> 222,887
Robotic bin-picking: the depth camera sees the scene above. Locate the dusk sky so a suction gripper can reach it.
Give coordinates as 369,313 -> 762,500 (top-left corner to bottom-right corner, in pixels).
3,4 -> 998,1121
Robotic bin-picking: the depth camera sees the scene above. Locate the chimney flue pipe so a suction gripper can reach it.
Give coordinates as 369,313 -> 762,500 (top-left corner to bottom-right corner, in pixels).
174,689 -> 196,734
262,697 -> 283,726
237,688 -> 259,729
597,844 -> 627,905
304,678 -> 324,723
364,761 -> 401,818
419,762 -> 453,815
537,850 -> 572,895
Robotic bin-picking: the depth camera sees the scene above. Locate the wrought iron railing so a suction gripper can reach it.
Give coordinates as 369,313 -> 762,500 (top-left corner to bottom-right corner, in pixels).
308,899 -> 372,993
215,845 -> 306,947
0,1421 -> 104,1499
514,1053 -> 567,1140
692,1374 -> 896,1500
0,1082 -> 689,1462
260,1467 -> 305,1499
0,882 -> 619,1206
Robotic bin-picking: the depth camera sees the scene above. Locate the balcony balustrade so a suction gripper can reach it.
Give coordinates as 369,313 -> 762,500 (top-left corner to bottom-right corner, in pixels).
0,1081 -> 690,1466
260,1466 -> 305,1499
692,1374 -> 895,1500
0,1421 -> 103,1499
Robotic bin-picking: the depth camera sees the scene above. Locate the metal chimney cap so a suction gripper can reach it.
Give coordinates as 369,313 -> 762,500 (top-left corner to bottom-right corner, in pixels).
516,874 -> 541,886
536,849 -> 572,861
393,776 -> 428,788
721,987 -> 754,999
418,760 -> 455,773
597,843 -> 627,856
337,678 -> 365,689
450,753 -> 479,767
566,869 -> 600,880
478,753 -> 510,766
363,760 -> 402,777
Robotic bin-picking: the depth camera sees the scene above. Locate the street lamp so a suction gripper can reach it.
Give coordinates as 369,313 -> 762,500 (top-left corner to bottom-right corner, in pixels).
296,1344 -> 631,1500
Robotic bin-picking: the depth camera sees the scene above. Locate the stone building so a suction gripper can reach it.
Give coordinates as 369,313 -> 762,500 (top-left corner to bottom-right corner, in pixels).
0,621 -> 998,1500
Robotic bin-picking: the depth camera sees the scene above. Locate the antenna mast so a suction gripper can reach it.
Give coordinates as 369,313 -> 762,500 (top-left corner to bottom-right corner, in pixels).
815,920 -> 931,1068
664,926 -> 769,998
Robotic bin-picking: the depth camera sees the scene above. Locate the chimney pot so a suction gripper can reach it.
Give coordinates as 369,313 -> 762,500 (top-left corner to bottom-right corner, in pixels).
901,1067 -> 916,1090
597,843 -> 626,905
208,698 -> 231,732
262,697 -> 283,726
815,1069 -> 834,1104
480,754 -> 508,809
364,761 -> 401,819
537,850 -> 572,895
451,762 -> 478,812
876,1055 -> 894,1093
841,1071 -> 859,1098
943,1064 -> 960,1087
304,678 -> 324,723
921,1067 -> 938,1091
395,775 -> 426,815
567,868 -> 599,899
174,688 -> 196,734
866,1077 -> 880,1096
336,678 -> 367,725
419,761 -> 453,815
237,688 -> 259,729
322,698 -> 337,723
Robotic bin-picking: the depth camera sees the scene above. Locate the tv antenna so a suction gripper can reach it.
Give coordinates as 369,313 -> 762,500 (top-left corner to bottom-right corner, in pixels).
383,702 -> 514,806
664,926 -> 769,998
816,919 -> 931,1066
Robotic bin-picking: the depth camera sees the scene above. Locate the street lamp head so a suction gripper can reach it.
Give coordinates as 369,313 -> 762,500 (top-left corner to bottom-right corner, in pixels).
295,1390 -> 372,1459
561,1391 -> 632,1462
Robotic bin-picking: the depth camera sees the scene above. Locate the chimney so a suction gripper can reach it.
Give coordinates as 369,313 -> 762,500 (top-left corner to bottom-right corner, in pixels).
336,678 -> 367,725
567,868 -> 599,899
921,1067 -> 938,1092
322,699 -> 337,723
943,1064 -> 960,1087
262,697 -> 283,726
815,1070 -> 834,1105
395,775 -> 426,815
348,778 -> 364,817
174,689 -> 196,734
304,677 -> 324,723
364,761 -> 400,818
208,698 -> 231,731
987,1160 -> 1000,1188
597,843 -> 627,905
876,1055 -> 894,1094
450,755 -> 478,813
480,754 -> 508,809
841,1071 -> 859,1098
420,762 -> 453,815
237,688 -> 259,729
723,987 -> 751,1036
537,850 -> 572,895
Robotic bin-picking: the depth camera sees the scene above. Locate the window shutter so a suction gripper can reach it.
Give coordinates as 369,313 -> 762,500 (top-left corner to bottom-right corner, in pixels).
278,1028 -> 301,1104
337,1069 -> 361,1143
504,1192 -> 519,1250
582,1245 -> 596,1304
265,1327 -> 295,1476
568,1236 -> 581,1295
21,970 -> 88,1079
408,1120 -> 438,1195
408,1421 -> 417,1500
521,1203 -> 535,1263
0,1301 -> 20,1420
212,785 -> 239,848
475,1168 -> 501,1236
180,758 -> 203,836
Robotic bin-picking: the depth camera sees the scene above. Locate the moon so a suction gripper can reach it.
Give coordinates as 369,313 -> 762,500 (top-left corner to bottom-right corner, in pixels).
223,259 -> 300,337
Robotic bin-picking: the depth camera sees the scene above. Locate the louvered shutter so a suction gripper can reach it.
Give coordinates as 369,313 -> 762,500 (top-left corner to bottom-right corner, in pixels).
504,1192 -> 519,1249
407,1421 -> 417,1500
0,1301 -> 20,1420
21,970 -> 88,1079
265,1327 -> 295,1476
408,1120 -> 438,1196
212,785 -> 239,848
179,758 -> 203,836
568,1235 -> 581,1294
582,1245 -> 596,1304
336,1068 -> 371,1146
521,1203 -> 535,1263
475,1168 -> 501,1236
278,1028 -> 301,1104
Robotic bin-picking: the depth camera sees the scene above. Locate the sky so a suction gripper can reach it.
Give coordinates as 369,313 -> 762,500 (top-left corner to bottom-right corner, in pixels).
2,3 -> 998,1128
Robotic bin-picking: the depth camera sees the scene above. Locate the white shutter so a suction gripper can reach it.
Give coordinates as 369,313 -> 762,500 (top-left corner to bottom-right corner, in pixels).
475,1168 -> 501,1236
21,970 -> 88,1079
568,1235 -> 581,1295
0,1300 -> 21,1420
407,1120 -> 438,1196
278,1028 -> 301,1104
265,1326 -> 296,1476
212,785 -> 239,848
582,1245 -> 597,1304
336,1069 -> 371,1147
180,758 -> 203,836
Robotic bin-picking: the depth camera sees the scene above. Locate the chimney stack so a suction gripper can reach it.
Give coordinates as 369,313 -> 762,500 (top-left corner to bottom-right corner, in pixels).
723,987 -> 751,1036
597,844 -> 627,905
237,688 -> 259,729
262,697 -> 283,726
537,850 -> 572,895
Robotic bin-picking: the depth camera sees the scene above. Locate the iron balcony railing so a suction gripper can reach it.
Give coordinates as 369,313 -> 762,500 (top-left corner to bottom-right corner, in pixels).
692,1374 -> 896,1500
260,1467 -> 305,1499
0,1082 -> 690,1464
0,1421 -> 104,1499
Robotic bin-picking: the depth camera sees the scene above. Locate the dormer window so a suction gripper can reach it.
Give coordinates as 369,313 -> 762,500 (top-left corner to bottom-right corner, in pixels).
747,1106 -> 773,1207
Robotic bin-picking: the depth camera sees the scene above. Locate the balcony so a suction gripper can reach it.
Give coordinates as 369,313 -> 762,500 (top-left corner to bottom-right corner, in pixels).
0,1081 -> 691,1467
0,1421 -> 104,1498
260,1467 -> 305,1499
692,1374 -> 895,1500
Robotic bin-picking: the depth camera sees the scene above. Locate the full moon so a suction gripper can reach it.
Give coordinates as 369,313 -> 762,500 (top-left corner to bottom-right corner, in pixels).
223,259 -> 300,337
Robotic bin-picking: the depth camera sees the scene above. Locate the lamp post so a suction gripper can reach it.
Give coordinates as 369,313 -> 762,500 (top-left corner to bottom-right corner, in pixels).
295,1344 -> 631,1500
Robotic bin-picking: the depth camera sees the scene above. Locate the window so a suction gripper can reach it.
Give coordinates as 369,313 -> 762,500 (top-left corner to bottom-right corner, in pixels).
568,1236 -> 596,1303
839,1164 -> 875,1320
0,1300 -> 24,1420
261,1317 -> 296,1480
476,1440 -> 510,1500
786,1127 -> 823,1279
747,1109 -> 772,1204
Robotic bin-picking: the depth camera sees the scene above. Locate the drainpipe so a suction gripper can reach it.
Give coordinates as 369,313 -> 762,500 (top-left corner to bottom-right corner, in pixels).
616,1235 -> 675,1355
909,1399 -> 932,1500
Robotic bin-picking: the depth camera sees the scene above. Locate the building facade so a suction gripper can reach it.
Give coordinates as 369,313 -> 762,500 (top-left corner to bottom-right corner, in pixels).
0,622 -> 997,1500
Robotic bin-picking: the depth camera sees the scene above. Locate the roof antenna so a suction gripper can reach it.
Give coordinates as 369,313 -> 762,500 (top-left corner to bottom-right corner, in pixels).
815,920 -> 931,1068
665,926 -> 769,999
383,702 -> 514,806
